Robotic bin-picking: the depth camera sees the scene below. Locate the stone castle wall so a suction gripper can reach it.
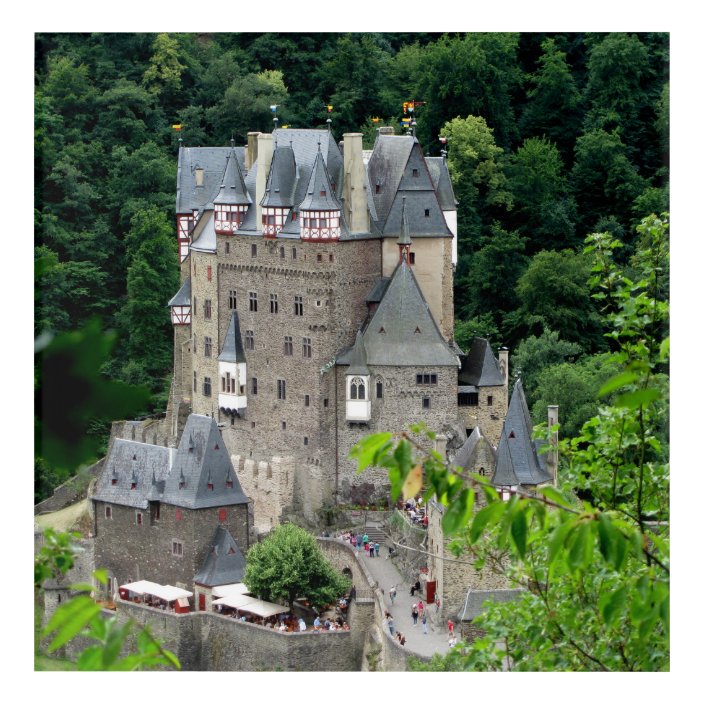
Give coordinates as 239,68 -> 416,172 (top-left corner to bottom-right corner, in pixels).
458,383 -> 508,449
93,501 -> 250,591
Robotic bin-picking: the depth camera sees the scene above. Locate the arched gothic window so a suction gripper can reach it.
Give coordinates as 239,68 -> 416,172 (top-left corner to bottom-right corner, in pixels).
350,376 -> 366,400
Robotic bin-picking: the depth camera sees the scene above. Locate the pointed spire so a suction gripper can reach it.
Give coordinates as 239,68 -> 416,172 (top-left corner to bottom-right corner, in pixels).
213,144 -> 251,206
397,196 -> 412,262
346,330 -> 370,376
218,311 -> 246,363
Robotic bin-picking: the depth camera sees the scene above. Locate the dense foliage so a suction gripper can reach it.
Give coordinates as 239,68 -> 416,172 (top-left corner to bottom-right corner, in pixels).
350,215 -> 669,671
35,32 -> 668,500
244,523 -> 350,610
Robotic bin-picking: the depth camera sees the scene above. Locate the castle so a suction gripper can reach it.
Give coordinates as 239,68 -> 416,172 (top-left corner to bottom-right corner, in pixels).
166,126 -> 511,533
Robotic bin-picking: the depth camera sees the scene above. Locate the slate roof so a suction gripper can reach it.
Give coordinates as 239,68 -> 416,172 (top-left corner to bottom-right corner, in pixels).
168,277 -> 191,307
92,440 -> 177,509
177,146 -> 245,214
190,210 -> 217,253
425,157 -> 458,210
298,150 -> 343,212
492,379 -> 553,487
397,196 -> 411,246
368,135 -> 415,226
93,416 -> 249,510
213,146 -> 251,206
338,261 -> 459,367
162,415 -> 249,508
260,146 -> 296,207
459,338 -> 504,386
218,311 -> 246,363
453,427 -> 496,472
365,277 -> 391,304
458,588 -> 525,622
346,331 -> 370,376
194,526 -> 247,587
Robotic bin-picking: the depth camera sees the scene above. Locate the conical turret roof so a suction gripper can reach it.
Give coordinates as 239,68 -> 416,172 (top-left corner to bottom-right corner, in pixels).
218,311 -> 246,364
298,149 -> 342,211
213,145 -> 251,206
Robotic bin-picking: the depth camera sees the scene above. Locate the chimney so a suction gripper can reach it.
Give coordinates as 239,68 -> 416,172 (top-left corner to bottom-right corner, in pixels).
246,132 -> 261,171
547,405 -> 559,486
342,132 -> 369,234
434,433 -> 448,460
255,133 -> 273,229
378,126 -> 394,135
499,347 -> 509,387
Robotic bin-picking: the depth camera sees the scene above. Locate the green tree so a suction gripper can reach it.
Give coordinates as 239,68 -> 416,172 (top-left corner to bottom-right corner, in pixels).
511,327 -> 583,398
244,524 -> 350,611
118,207 -> 179,397
352,214 -> 669,671
453,314 -> 500,352
508,248 -> 603,349
506,136 -> 578,253
519,37 -> 583,160
142,33 -> 186,105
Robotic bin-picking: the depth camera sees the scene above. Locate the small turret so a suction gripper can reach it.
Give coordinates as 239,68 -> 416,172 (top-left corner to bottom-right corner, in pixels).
213,141 -> 251,235
218,311 -> 247,417
345,331 -> 371,422
299,145 -> 342,242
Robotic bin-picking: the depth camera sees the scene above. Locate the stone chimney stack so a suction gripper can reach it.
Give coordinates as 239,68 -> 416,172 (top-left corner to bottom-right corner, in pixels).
342,132 -> 369,234
499,347 -> 509,387
255,133 -> 273,229
246,132 -> 261,171
547,405 -> 559,486
378,126 -> 394,135
434,433 -> 448,460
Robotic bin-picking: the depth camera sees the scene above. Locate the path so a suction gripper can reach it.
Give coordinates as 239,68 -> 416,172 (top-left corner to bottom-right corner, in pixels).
353,526 -> 452,659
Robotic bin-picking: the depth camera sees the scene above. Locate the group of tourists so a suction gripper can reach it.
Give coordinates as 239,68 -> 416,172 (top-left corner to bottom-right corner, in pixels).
400,496 -> 429,528
339,531 -> 382,557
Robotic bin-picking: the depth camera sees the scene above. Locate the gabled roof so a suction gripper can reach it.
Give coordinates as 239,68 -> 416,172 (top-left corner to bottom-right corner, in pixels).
459,338 -> 504,386
218,311 -> 246,364
176,146 -> 244,214
194,526 -> 247,587
168,277 -> 191,308
298,150 -> 343,212
190,210 -> 217,253
367,134 -> 415,226
339,261 -> 458,367
346,331 -> 370,376
492,379 -> 553,487
365,277 -> 391,304
260,146 -> 296,207
425,157 -> 458,211
162,415 -> 249,509
92,440 -> 177,509
213,146 -> 251,206
458,589 -> 525,622
453,427 -> 496,472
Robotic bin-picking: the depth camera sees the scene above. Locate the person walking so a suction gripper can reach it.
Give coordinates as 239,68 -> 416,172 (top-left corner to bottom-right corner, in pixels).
389,585 -> 397,605
412,603 -> 419,626
362,533 -> 369,551
356,534 -> 362,551
447,619 -> 455,636
421,612 -> 428,634
388,615 -> 394,636
375,541 -> 380,557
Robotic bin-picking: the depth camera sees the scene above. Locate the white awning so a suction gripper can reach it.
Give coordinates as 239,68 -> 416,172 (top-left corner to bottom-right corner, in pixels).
237,599 -> 289,618
212,583 -> 250,598
212,594 -> 258,609
119,581 -> 192,602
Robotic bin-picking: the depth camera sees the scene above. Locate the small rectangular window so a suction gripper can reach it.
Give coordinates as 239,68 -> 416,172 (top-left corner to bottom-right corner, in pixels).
204,299 -> 212,319
193,296 -> 197,317
284,336 -> 293,356
204,336 -> 212,358
487,395 -> 493,406
292,246 -> 297,259
294,295 -> 304,316
207,265 -> 212,281
193,371 -> 197,392
409,252 -> 416,265
270,294 -> 278,314
304,394 -> 310,407
302,337 -> 312,358
251,377 -> 258,395
251,244 -> 257,257
225,241 -> 230,254
376,381 -> 383,399
323,398 -> 329,408
245,331 -> 254,350
304,436 -> 309,446
172,540 -> 183,557
412,168 -> 419,177
422,397 -> 431,410
203,377 -> 212,397
249,292 -> 258,312
280,246 -> 285,259
424,209 -> 430,217
136,511 -> 143,526
277,379 -> 286,400
282,421 -> 287,430
229,290 -> 237,310
105,505 -> 112,519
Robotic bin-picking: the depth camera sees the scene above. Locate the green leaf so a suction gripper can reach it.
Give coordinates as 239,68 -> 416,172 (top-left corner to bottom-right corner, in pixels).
567,522 -> 592,572
599,584 -> 628,627
547,520 -> 573,567
441,489 -> 475,536
614,388 -> 661,409
510,506 -> 528,558
44,596 -> 102,652
349,432 -> 393,472
598,371 -> 639,397
469,501 -> 506,543
537,485 -> 573,509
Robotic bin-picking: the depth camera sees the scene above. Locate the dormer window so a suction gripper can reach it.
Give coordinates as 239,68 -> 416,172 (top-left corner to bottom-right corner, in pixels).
412,168 -> 419,177
195,167 -> 204,187
111,478 -> 117,486
207,482 -> 214,491
320,190 -> 326,197
226,479 -> 233,489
